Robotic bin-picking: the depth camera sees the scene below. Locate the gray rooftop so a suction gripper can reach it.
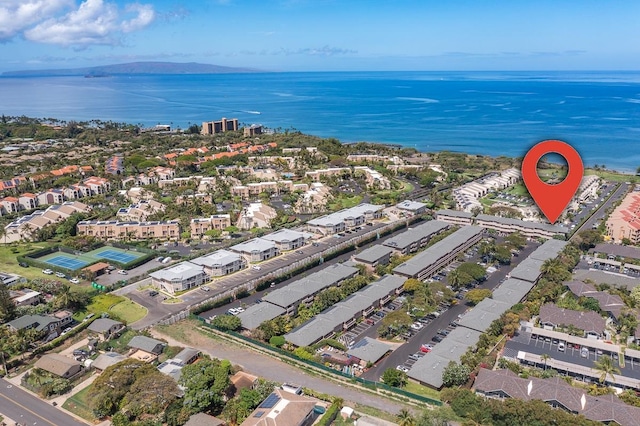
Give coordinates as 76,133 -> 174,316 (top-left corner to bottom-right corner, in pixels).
92,352 -> 127,371
263,263 -> 358,308
435,209 -> 474,219
230,238 -> 276,254
529,239 -> 568,262
347,337 -> 392,363
396,200 -> 427,211
237,303 -> 286,329
492,278 -> 535,306
360,275 -> 406,301
573,269 -> 640,290
393,226 -> 483,277
408,327 -> 482,388
174,347 -> 201,364
353,245 -> 394,263
592,243 -> 640,260
475,214 -> 569,234
307,203 -> 384,227
383,220 -> 449,251
262,229 -> 313,244
285,316 -> 336,347
457,298 -> 511,333
191,249 -> 241,267
509,258 -> 544,283
127,335 -> 165,353
148,261 -> 204,282
87,318 -> 123,333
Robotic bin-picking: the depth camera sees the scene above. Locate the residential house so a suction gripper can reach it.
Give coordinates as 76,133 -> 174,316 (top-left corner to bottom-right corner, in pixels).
127,335 -> 166,355
240,388 -> 317,426
1,197 -> 19,214
190,215 -> 231,238
9,289 -> 41,307
87,318 -> 124,340
117,200 -> 165,222
18,193 -> 38,211
92,352 -> 127,373
37,189 -> 64,206
539,303 -> 606,338
236,203 -> 277,230
34,354 -> 82,379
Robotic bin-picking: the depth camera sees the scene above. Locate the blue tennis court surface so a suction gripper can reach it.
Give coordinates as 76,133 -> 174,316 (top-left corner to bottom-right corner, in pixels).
45,255 -> 89,270
92,249 -> 140,263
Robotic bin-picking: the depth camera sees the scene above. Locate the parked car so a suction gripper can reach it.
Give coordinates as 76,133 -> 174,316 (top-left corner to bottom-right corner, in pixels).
117,270 -> 128,275
581,347 -> 589,358
408,354 -> 421,361
432,335 -> 444,343
55,271 -> 66,278
156,256 -> 164,262
365,318 -> 375,325
410,322 -> 423,330
253,265 -> 261,270
69,278 -> 80,284
201,286 -> 210,291
42,269 -> 53,275
149,290 -> 159,297
296,250 -> 304,254
19,262 -> 29,268
396,365 -> 410,372
83,313 -> 95,322
61,327 -> 72,335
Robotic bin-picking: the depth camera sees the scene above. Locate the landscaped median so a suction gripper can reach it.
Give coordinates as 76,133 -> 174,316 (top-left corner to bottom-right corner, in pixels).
194,316 -> 442,408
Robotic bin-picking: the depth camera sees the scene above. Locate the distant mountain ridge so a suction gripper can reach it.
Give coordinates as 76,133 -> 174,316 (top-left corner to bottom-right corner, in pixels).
2,61 -> 263,76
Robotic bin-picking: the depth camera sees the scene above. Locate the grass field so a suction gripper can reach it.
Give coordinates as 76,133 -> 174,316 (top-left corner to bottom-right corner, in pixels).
63,385 -> 96,422
329,194 -> 363,211
403,381 -> 441,401
0,241 -> 57,280
585,168 -> 637,183
505,182 -> 530,196
109,299 -> 147,323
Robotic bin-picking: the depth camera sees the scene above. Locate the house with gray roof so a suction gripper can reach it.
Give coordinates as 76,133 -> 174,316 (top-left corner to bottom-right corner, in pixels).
457,298 -> 511,333
262,229 -> 313,251
237,303 -> 286,330
128,335 -> 166,355
92,352 -> 127,372
285,316 -> 337,347
591,243 -> 640,261
35,353 -> 82,378
491,278 -> 535,306
149,261 -> 208,294
393,226 -> 482,280
353,245 -> 394,269
230,238 -> 279,262
347,337 -> 392,364
361,274 -> 406,306
539,303 -> 606,338
529,239 -> 568,262
383,220 -> 449,254
6,313 -> 66,341
87,318 -> 124,340
174,347 -> 200,365
191,249 -> 245,276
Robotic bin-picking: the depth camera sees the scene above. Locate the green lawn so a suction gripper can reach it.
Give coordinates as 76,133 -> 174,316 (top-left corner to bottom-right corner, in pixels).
329,194 -> 363,211
110,299 -> 147,324
63,385 -> 96,422
403,381 -> 441,401
0,241 -> 57,280
585,168 -> 636,183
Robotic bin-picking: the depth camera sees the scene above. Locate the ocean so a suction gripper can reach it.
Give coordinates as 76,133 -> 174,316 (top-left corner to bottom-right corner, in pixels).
1,71 -> 639,172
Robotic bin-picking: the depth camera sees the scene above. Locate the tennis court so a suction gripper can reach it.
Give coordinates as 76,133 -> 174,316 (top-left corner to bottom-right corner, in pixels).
44,255 -> 90,270
87,248 -> 143,264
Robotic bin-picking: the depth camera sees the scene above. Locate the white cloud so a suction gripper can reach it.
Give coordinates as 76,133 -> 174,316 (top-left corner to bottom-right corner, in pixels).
0,0 -> 73,41
1,0 -> 155,46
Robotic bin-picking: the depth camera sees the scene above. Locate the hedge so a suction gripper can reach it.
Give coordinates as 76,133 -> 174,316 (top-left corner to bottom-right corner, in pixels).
317,401 -> 341,426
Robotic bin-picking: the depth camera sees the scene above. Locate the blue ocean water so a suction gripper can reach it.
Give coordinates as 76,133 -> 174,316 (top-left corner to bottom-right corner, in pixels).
1,71 -> 639,172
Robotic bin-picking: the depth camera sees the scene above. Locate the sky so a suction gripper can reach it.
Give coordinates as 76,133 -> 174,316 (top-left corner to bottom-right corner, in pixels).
1,0 -> 640,73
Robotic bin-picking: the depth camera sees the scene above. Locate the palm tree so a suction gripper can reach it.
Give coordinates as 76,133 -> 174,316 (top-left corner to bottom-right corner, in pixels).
540,353 -> 550,370
397,408 -> 416,426
594,355 -> 620,384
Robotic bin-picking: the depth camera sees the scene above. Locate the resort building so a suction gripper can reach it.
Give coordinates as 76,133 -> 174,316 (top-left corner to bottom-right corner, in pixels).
306,203 -> 384,235
201,117 -> 238,135
190,214 -> 231,237
606,191 -> 640,243
230,238 -> 279,263
149,261 -> 208,294
395,200 -> 428,216
191,249 -> 245,276
236,203 -> 277,230
77,220 -> 180,241
435,209 -> 474,226
474,214 -> 568,239
352,245 -> 395,270
261,229 -> 313,251
116,200 -> 165,222
383,220 -> 449,255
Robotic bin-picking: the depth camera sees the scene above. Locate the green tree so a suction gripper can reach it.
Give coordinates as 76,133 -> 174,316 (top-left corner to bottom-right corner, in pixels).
447,269 -> 474,290
0,283 -> 17,323
465,288 -> 492,305
540,353 -> 551,370
180,358 -> 231,415
576,229 -> 603,251
381,368 -> 408,387
403,278 -> 423,293
442,362 -> 471,387
211,314 -> 242,331
89,359 -> 152,417
594,355 -> 620,384
456,262 -> 486,281
120,371 -> 179,418
397,408 -> 416,426
505,232 -> 526,249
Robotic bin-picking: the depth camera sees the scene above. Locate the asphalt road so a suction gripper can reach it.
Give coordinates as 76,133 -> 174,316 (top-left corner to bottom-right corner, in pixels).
0,378 -> 88,426
570,181 -> 628,240
360,237 -> 542,380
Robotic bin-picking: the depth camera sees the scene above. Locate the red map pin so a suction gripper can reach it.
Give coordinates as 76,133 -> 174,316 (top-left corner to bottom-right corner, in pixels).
521,139 -> 584,224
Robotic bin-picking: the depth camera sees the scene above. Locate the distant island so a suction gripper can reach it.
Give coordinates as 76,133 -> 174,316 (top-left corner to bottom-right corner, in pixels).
1,61 -> 263,77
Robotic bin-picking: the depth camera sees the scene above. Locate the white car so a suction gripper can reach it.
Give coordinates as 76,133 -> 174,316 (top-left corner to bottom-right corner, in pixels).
235,307 -> 245,313
55,271 -> 66,278
117,270 -> 128,275
69,278 -> 80,284
252,265 -> 261,270
228,308 -> 239,315
201,286 -> 210,291
410,322 -> 423,330
42,269 -> 53,275
396,365 -> 410,372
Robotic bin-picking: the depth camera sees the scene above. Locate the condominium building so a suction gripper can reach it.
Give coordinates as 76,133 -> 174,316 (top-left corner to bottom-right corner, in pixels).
261,229 -> 313,251
190,214 -> 231,237
306,203 -> 384,235
116,200 -> 165,222
191,249 -> 244,276
236,203 -> 277,230
231,238 -> 279,262
475,214 -> 568,239
606,191 -> 640,243
149,261 -> 208,294
201,117 -> 238,135
76,220 -> 180,240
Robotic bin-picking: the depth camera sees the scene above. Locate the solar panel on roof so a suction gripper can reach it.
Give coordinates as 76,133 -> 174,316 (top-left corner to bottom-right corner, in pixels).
258,393 -> 281,408
254,411 -> 265,418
